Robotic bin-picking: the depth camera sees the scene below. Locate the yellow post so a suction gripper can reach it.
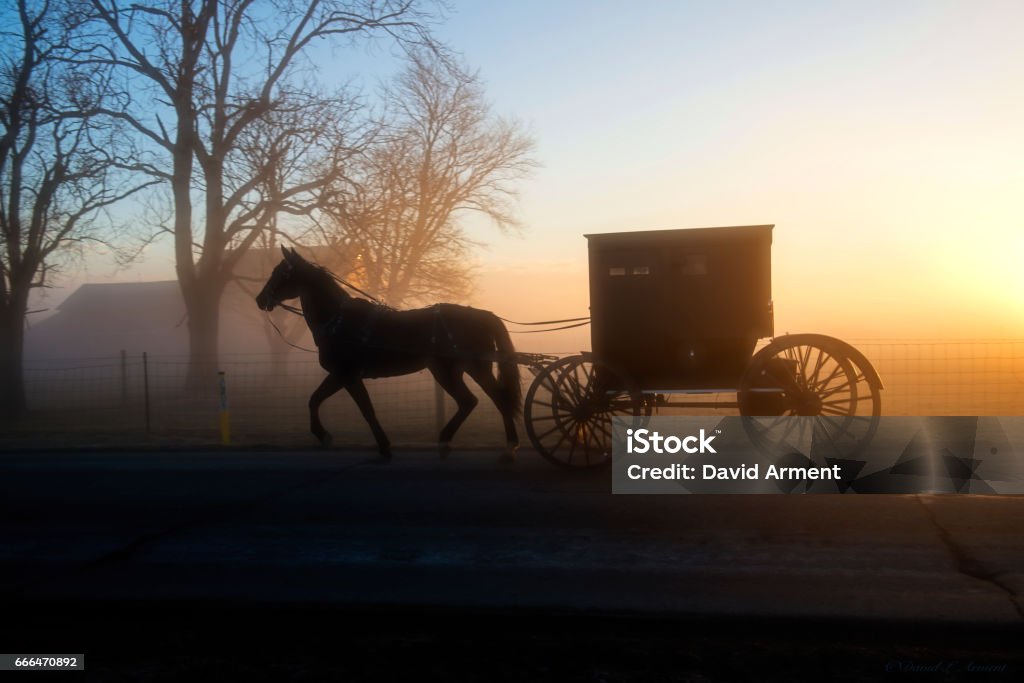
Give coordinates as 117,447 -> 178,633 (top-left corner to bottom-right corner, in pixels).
218,370 -> 231,445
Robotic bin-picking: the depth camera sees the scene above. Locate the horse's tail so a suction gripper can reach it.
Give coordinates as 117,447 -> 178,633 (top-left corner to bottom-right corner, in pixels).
490,314 -> 522,417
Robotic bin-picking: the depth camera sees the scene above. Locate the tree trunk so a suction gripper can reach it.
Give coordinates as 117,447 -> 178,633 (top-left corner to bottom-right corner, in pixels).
183,278 -> 225,392
171,4 -> 204,391
0,303 -> 27,417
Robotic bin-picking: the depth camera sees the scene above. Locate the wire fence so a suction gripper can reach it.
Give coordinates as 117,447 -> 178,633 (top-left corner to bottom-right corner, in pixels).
6,340 -> 1024,450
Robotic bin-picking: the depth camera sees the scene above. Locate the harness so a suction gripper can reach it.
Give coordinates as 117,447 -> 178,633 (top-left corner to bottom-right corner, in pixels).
321,303 -> 385,346
431,304 -> 457,353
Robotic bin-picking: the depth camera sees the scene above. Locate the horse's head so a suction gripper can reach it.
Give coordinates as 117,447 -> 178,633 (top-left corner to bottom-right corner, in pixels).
256,246 -> 307,311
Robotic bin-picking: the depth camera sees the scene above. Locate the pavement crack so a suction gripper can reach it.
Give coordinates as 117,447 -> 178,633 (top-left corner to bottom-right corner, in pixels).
916,495 -> 1024,620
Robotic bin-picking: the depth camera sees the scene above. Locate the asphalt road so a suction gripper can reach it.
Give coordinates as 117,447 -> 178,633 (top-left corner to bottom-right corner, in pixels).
2,448 -> 1023,679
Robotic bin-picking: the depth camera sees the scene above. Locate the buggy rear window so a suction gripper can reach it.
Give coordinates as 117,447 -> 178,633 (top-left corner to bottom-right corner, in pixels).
608,265 -> 651,276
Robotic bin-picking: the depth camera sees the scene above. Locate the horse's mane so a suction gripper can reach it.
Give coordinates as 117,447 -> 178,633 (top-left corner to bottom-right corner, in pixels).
295,261 -> 347,305
301,260 -> 388,310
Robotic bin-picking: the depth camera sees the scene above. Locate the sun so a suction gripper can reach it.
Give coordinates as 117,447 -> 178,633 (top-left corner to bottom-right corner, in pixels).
933,229 -> 1024,334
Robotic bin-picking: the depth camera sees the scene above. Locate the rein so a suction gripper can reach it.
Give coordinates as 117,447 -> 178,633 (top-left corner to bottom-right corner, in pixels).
266,301 -> 588,353
324,270 -> 587,331
266,259 -> 590,349
265,305 -> 318,353
328,272 -> 388,307
498,316 -> 590,325
506,320 -> 591,333
498,315 -> 591,334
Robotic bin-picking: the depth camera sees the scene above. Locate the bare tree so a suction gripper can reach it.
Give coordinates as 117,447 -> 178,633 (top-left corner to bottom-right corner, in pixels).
322,53 -> 537,307
229,91 -> 373,377
0,0 -> 156,415
81,0 -> 441,386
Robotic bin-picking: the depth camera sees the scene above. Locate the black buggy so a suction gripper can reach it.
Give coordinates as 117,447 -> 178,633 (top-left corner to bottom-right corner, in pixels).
521,225 -> 883,468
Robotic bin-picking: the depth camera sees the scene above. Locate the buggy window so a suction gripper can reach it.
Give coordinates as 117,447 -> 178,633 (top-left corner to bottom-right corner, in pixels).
673,254 -> 707,276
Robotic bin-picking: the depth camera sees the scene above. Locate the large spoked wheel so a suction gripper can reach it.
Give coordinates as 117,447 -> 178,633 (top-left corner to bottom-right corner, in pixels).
738,334 -> 882,458
524,355 -> 644,469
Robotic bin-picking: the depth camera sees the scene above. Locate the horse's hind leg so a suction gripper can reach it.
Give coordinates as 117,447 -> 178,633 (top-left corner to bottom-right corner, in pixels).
467,362 -> 519,462
430,365 -> 478,457
309,374 -> 344,448
345,378 -> 392,461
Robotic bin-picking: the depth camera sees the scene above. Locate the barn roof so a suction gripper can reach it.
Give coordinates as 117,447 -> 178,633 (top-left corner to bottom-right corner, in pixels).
24,244 -> 358,359
54,281 -> 182,316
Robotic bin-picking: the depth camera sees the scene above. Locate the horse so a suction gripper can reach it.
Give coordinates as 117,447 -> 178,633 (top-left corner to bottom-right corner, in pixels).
255,246 -> 521,461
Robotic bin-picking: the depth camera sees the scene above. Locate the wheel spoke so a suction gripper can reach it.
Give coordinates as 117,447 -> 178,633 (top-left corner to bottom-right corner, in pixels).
817,381 -> 852,398
572,365 -> 589,402
821,397 -> 854,408
590,416 -> 614,443
820,405 -> 853,417
800,345 -> 814,376
808,348 -> 826,386
811,363 -> 844,392
762,414 -> 788,431
802,350 -> 827,387
567,422 -> 581,464
535,375 -> 560,396
565,368 -> 586,403
583,421 -> 600,463
775,415 -> 801,446
817,415 -> 858,441
548,422 -> 573,454
814,419 -> 849,456
536,421 -> 569,442
584,363 -> 597,400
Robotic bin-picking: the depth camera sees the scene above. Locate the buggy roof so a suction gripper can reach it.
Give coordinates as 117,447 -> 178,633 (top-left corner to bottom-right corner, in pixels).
584,224 -> 773,247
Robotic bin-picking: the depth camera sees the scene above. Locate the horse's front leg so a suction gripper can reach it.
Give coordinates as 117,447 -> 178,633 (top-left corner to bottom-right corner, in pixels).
309,374 -> 344,448
345,378 -> 392,462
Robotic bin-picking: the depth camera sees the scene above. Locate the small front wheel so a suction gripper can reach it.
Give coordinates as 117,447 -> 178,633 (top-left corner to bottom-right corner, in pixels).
524,355 -> 644,469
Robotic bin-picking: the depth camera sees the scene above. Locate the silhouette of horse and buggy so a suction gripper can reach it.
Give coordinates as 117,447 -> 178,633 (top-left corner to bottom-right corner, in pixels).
256,225 -> 883,467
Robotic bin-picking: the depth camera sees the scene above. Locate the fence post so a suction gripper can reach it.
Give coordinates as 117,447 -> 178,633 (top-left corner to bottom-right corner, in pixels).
434,380 -> 445,436
120,349 -> 127,408
218,370 -> 231,446
142,351 -> 151,434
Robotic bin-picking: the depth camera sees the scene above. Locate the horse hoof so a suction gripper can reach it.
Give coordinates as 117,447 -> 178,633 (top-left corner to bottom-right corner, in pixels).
373,450 -> 392,464
439,442 -> 452,459
319,434 -> 333,449
498,450 -> 516,465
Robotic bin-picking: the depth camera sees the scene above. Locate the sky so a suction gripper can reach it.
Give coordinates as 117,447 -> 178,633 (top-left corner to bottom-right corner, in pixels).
41,0 -> 1024,348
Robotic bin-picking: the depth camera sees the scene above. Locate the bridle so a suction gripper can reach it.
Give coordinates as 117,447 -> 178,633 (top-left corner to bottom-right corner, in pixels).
261,261 -> 305,314
261,261 -> 317,352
